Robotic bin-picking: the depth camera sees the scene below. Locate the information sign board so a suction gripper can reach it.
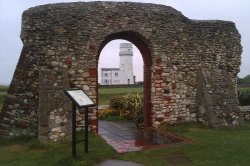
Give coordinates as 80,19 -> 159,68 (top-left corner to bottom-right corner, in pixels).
64,88 -> 96,157
64,89 -> 95,108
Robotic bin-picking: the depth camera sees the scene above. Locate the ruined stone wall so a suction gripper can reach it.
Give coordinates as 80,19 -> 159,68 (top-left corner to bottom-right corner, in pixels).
0,2 -> 242,140
38,68 -> 71,142
240,106 -> 250,120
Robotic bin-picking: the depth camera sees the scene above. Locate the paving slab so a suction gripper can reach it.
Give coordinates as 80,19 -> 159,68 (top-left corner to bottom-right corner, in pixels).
98,120 -> 146,153
93,159 -> 144,166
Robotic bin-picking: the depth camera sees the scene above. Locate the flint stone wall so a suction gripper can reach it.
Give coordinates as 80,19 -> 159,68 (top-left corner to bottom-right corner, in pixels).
0,2 -> 243,141
240,106 -> 250,120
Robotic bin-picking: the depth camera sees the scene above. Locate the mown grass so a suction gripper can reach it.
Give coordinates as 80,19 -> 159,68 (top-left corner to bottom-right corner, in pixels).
238,86 -> 250,93
120,122 -> 250,166
1,86 -> 250,165
98,87 -> 143,105
0,133 -> 118,166
0,122 -> 250,166
155,122 -> 250,166
0,85 -> 9,92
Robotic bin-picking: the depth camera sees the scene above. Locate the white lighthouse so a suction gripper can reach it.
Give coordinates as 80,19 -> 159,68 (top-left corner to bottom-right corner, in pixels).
101,43 -> 135,85
119,43 -> 134,84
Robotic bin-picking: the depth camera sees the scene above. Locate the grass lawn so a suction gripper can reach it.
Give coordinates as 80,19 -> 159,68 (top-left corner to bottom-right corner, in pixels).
1,86 -> 250,165
98,87 -> 143,105
0,122 -> 250,166
0,85 -> 9,92
238,86 -> 250,93
0,133 -> 118,166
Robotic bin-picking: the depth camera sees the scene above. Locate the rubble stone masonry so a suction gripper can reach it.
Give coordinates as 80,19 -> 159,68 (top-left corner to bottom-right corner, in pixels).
0,2 -> 243,142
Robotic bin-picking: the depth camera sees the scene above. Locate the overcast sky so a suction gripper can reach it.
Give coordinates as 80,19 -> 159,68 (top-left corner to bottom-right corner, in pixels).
0,0 -> 249,85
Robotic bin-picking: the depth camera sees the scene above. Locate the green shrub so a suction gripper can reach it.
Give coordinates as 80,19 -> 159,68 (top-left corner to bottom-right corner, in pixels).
109,95 -> 126,115
238,91 -> 250,106
120,108 -> 134,120
109,93 -> 144,131
125,93 -> 143,110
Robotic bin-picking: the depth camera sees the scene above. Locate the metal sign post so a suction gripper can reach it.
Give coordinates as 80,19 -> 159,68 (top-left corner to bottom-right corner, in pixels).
64,88 -> 95,158
72,103 -> 76,157
84,107 -> 88,153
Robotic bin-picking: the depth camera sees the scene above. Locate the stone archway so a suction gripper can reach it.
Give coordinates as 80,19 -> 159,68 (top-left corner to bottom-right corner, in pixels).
0,2 -> 243,141
97,31 -> 152,130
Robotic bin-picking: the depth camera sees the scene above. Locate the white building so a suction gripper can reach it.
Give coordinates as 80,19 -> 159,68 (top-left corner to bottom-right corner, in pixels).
100,43 -> 136,85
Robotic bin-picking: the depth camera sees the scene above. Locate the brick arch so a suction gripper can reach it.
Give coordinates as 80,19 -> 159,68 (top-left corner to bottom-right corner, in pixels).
97,31 -> 153,129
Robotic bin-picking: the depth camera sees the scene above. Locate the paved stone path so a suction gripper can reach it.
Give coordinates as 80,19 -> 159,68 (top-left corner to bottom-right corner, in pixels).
98,120 -> 147,153
97,120 -> 192,166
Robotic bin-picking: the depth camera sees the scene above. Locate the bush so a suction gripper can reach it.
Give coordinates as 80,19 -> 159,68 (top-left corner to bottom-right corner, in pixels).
109,93 -> 144,131
238,91 -> 250,106
120,108 -> 134,120
109,95 -> 126,115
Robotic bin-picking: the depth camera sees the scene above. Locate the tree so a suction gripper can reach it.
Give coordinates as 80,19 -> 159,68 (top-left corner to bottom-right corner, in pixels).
238,75 -> 250,85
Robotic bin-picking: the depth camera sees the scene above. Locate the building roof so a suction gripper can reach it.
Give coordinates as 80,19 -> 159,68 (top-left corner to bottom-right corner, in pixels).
101,68 -> 120,71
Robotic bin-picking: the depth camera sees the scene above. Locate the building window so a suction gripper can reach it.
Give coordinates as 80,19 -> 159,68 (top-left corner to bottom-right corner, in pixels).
104,73 -> 108,76
115,72 -> 118,77
104,80 -> 108,83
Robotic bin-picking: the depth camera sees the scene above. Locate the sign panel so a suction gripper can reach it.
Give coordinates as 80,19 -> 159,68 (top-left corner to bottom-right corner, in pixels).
64,89 -> 95,108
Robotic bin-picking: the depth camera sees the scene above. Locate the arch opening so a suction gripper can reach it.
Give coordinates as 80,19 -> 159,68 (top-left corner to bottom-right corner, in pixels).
97,31 -> 152,132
